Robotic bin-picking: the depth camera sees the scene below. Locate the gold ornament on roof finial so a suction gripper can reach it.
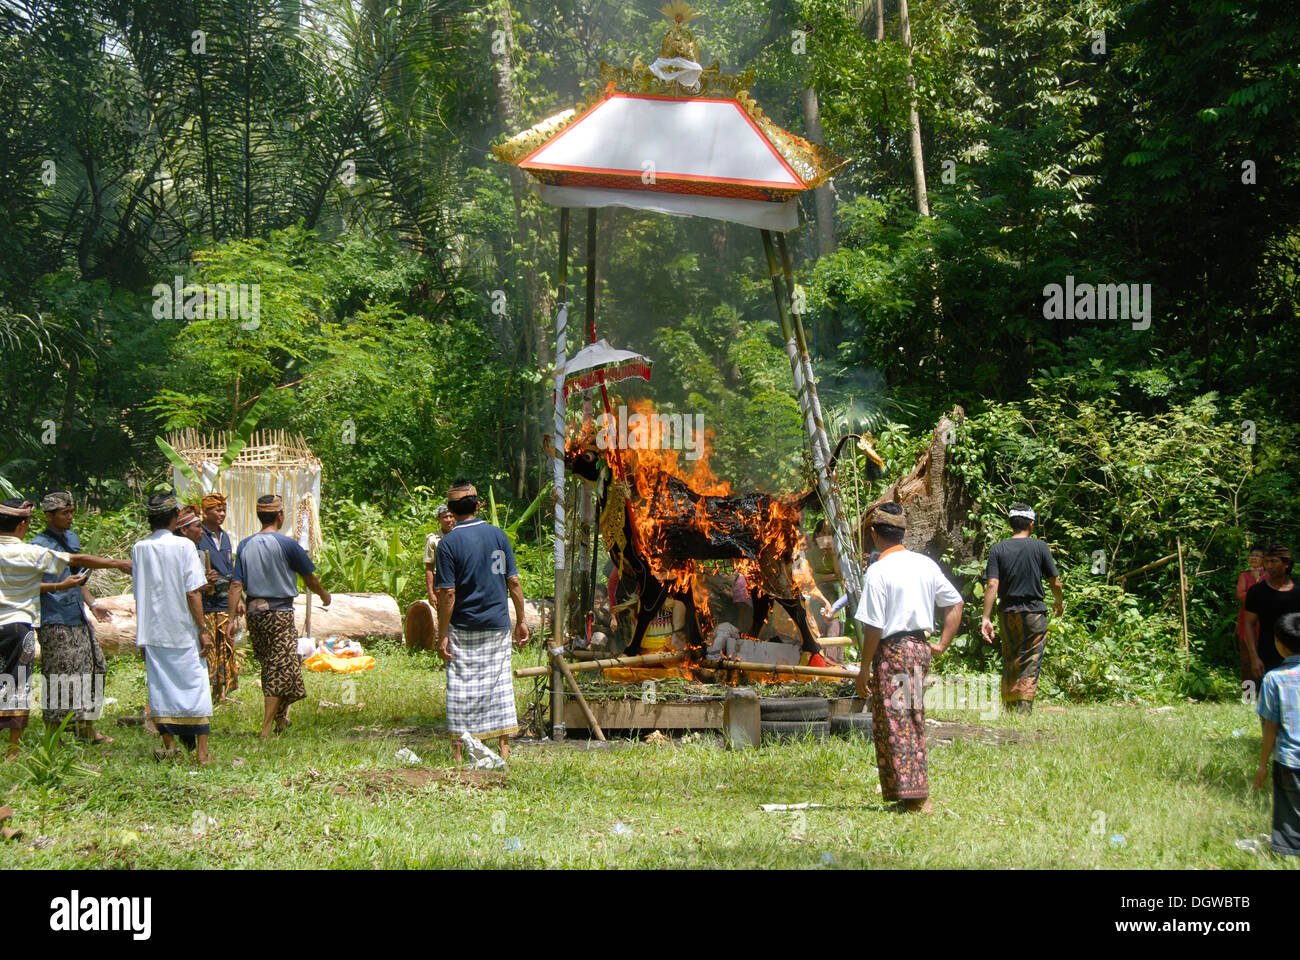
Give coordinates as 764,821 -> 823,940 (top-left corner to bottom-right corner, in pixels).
660,1 -> 699,24
659,1 -> 701,61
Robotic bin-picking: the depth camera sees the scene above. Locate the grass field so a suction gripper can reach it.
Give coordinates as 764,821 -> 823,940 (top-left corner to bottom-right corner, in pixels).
0,641 -> 1293,870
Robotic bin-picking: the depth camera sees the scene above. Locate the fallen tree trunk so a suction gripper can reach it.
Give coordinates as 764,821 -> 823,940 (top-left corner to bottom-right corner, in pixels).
405,598 -> 554,652
91,592 -> 402,656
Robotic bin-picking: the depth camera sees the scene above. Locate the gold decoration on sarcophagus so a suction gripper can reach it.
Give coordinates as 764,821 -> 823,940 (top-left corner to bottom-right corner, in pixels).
600,480 -> 629,556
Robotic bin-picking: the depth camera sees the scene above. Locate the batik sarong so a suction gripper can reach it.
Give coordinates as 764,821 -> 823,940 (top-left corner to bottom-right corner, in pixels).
38,622 -> 105,725
247,610 -> 304,720
999,610 -> 1049,710
143,644 -> 212,749
0,622 -> 34,730
445,626 -> 517,739
204,611 -> 238,700
870,634 -> 932,802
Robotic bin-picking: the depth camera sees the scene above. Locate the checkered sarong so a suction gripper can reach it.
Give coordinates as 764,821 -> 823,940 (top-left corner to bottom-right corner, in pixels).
445,626 -> 517,739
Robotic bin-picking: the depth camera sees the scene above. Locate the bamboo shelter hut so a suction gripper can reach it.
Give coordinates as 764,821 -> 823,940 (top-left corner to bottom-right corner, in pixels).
165,429 -> 323,549
495,2 -> 863,739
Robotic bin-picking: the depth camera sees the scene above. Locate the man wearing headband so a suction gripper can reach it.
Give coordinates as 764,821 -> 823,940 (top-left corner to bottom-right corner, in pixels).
0,498 -> 130,758
424,503 -> 456,608
173,506 -> 204,544
197,492 -> 239,703
227,494 -> 331,739
1244,544 -> 1300,684
132,494 -> 214,763
32,491 -> 115,745
434,479 -> 529,763
853,502 -> 964,814
981,504 -> 1063,713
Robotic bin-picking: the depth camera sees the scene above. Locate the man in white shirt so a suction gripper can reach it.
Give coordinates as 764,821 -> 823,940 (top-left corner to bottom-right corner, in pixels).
424,504 -> 455,605
132,494 -> 213,764
854,502 -> 964,813
0,498 -> 131,759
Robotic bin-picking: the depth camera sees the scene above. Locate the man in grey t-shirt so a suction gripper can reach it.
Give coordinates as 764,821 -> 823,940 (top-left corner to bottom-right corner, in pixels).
228,494 -> 331,739
981,504 -> 1063,713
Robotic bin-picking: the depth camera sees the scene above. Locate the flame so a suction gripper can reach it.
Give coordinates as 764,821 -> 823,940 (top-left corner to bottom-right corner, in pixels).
567,398 -> 834,683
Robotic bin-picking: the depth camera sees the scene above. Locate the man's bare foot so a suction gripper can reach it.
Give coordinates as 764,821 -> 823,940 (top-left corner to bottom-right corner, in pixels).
259,727 -> 272,740
901,798 -> 934,814
195,753 -> 214,766
4,748 -> 18,762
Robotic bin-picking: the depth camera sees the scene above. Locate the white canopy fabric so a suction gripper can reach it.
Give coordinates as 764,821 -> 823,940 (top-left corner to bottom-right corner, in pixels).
173,461 -> 321,549
534,182 -> 798,231
522,95 -> 804,195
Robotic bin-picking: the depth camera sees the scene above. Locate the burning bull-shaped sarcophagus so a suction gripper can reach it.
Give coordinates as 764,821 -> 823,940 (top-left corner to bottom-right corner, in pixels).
565,419 -> 835,670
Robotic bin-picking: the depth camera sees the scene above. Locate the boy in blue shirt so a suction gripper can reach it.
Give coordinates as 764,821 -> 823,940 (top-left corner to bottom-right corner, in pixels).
1253,611 -> 1300,856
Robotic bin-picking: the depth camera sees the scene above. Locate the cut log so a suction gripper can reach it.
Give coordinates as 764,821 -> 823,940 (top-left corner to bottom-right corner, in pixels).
90,592 -> 402,656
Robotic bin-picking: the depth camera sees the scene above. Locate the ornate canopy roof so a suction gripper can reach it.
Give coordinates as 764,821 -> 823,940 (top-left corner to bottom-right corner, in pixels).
493,3 -> 847,230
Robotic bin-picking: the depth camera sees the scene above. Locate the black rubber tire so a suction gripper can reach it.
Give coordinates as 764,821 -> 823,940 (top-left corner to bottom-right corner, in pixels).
760,720 -> 830,742
830,713 -> 874,737
758,696 -> 830,722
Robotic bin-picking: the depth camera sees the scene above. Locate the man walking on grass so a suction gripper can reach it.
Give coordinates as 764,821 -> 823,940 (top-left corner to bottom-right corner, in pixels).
854,502 -> 964,814
227,494 -> 331,740
133,494 -> 213,764
435,480 -> 528,763
981,504 -> 1063,713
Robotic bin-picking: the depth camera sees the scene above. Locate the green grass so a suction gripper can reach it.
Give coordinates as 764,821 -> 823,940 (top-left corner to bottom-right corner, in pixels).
0,641 -> 1294,869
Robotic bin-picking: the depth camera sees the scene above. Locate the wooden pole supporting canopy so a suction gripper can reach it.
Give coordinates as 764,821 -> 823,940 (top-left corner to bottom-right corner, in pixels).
760,229 -> 863,627
551,207 -> 572,739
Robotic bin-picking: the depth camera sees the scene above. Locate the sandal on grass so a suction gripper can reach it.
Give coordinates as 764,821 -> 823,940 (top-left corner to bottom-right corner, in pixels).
152,747 -> 181,762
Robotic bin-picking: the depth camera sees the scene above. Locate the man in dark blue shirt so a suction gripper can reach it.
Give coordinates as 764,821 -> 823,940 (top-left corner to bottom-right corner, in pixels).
197,492 -> 239,703
435,479 -> 528,763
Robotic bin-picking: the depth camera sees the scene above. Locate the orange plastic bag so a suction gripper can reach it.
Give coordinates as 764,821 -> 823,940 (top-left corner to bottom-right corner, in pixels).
303,649 -> 376,673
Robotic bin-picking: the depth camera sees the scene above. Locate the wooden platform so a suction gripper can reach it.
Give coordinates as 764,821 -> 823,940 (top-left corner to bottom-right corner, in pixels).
562,694 -> 869,732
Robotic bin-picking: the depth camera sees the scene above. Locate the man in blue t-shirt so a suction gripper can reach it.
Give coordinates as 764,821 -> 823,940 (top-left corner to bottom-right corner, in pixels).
435,479 -> 528,763
228,494 -> 331,739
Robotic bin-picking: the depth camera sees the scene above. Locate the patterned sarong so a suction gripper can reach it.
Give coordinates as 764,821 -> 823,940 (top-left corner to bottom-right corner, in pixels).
144,644 -> 212,748
204,611 -> 239,699
870,634 -> 932,801
38,622 -> 105,725
445,626 -> 518,739
999,610 -> 1049,710
0,623 -> 34,730
247,610 -> 304,720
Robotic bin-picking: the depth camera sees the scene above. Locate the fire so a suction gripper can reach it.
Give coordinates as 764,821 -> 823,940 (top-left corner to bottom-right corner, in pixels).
570,398 -> 812,642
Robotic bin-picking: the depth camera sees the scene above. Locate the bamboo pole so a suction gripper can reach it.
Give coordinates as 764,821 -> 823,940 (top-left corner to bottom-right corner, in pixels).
704,659 -> 856,679
761,230 -> 863,626
549,645 -> 605,741
551,207 -> 571,739
515,650 -> 683,678
1176,537 -> 1190,652
1113,553 -> 1178,583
